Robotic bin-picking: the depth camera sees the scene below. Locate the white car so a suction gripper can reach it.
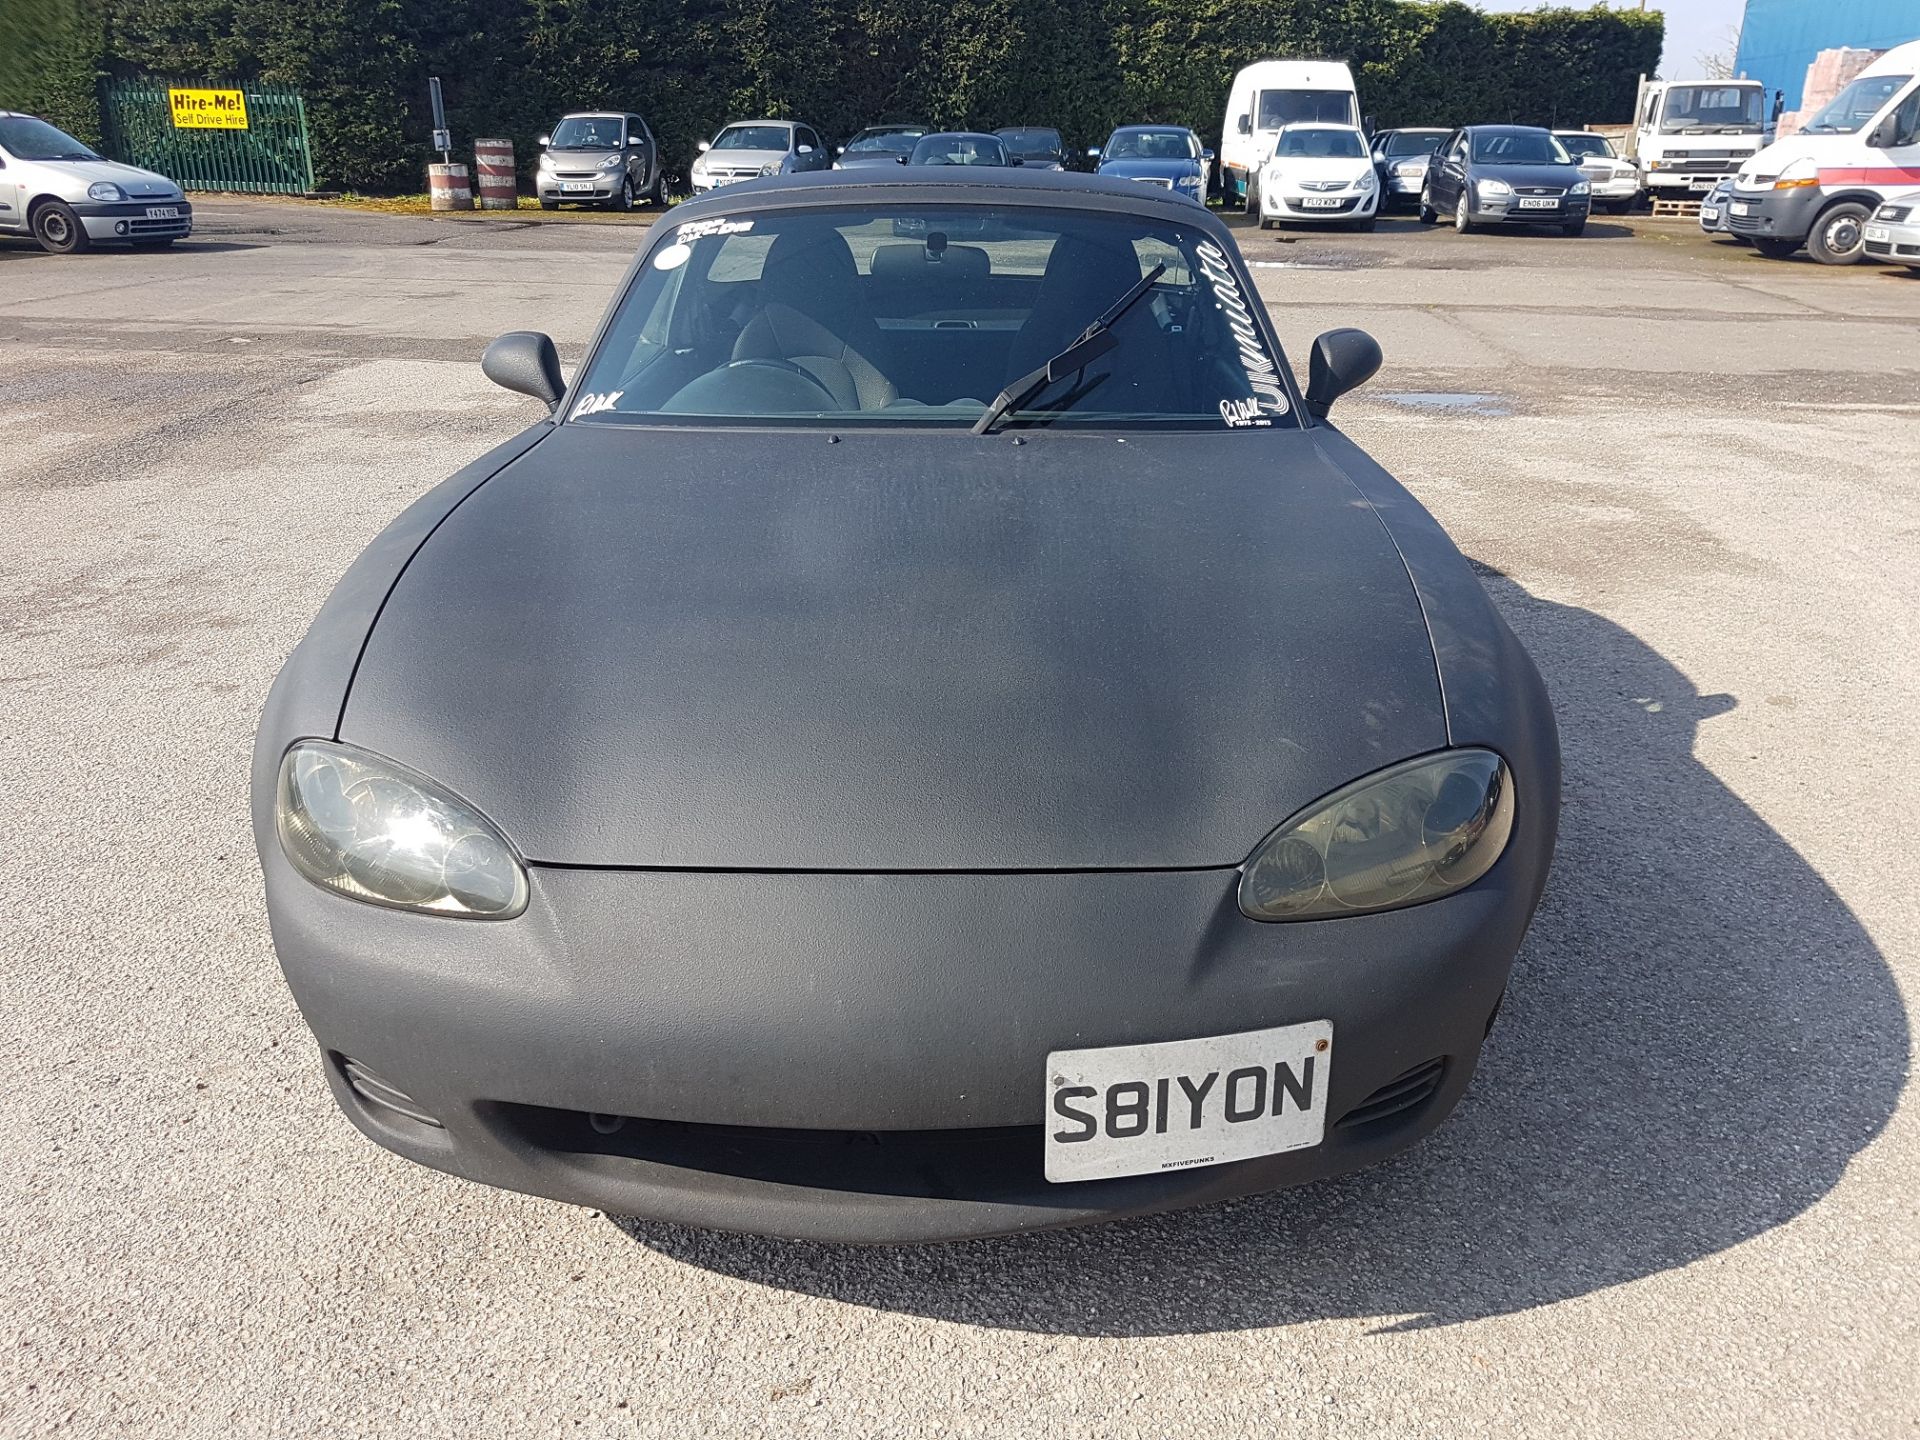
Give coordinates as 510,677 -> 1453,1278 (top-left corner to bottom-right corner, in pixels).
1554,131 -> 1639,214
688,120 -> 831,195
1258,123 -> 1379,229
0,110 -> 192,254
1864,190 -> 1920,272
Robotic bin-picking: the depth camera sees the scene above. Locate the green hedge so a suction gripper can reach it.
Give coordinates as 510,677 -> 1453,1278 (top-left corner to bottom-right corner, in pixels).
0,0 -> 1661,192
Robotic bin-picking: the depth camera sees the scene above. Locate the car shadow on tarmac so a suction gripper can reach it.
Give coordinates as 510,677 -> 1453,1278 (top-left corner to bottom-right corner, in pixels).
615,573 -> 1909,1334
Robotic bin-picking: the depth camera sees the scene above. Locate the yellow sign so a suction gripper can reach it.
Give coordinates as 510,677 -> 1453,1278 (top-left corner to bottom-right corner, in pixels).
169,88 -> 249,130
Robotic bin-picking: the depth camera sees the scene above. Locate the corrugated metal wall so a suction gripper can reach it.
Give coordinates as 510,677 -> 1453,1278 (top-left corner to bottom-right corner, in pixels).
1735,0 -> 1917,112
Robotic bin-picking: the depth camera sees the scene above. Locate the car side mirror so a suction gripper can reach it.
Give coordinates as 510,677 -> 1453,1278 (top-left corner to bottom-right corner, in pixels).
1202,148 -> 1215,161
1236,114 -> 1251,136
1867,116 -> 1896,147
836,145 -> 846,155
896,153 -> 910,165
482,331 -> 565,413
697,139 -> 711,153
1304,328 -> 1382,419
1086,147 -> 1101,158
798,144 -> 813,154
1008,155 -> 1023,166
537,133 -> 550,148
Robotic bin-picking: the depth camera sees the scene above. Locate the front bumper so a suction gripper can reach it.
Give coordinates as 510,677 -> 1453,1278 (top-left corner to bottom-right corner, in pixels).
73,198 -> 193,241
538,175 -> 620,202
1727,184 -> 1820,244
1261,189 -> 1379,223
1582,176 -> 1638,201
1467,195 -> 1590,226
261,807 -> 1550,1241
1864,214 -> 1920,264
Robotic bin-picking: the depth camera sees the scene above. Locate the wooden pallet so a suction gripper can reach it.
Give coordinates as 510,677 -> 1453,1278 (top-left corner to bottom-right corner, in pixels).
1651,198 -> 1703,219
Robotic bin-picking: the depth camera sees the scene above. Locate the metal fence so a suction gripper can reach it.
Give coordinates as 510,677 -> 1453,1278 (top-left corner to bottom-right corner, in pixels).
100,79 -> 316,194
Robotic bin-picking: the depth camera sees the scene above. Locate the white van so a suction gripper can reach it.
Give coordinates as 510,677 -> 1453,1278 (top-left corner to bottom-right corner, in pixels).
1628,78 -> 1769,198
1728,39 -> 1920,264
1220,60 -> 1361,214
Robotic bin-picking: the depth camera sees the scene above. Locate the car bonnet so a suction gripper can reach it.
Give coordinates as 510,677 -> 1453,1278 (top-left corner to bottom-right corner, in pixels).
339,426 -> 1446,870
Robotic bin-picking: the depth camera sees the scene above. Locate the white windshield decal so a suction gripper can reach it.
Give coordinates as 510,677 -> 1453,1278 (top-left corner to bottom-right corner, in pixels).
1194,240 -> 1290,423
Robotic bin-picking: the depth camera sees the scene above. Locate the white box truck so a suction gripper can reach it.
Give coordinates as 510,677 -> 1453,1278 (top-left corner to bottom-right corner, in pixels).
1629,77 -> 1769,199
1220,60 -> 1362,214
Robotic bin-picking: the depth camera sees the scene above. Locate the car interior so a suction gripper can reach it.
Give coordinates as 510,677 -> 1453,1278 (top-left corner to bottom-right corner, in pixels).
580,210 -> 1279,424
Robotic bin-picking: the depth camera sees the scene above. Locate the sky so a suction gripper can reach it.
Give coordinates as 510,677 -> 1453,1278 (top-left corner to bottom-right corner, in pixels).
1466,0 -> 1749,79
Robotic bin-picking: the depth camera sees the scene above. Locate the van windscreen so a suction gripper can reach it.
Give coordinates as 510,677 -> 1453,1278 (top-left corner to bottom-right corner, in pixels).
1257,90 -> 1356,130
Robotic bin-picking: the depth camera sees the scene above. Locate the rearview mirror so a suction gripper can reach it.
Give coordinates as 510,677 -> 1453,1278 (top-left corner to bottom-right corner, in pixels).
1236,114 -> 1251,136
482,331 -> 566,413
537,133 -> 550,148
697,139 -> 711,153
1304,328 -> 1382,419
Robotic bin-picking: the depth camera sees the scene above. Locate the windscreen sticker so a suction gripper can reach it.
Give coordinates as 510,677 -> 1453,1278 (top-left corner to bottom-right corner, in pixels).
652,242 -> 692,271
1194,240 -> 1290,425
572,391 -> 623,418
674,216 -> 755,242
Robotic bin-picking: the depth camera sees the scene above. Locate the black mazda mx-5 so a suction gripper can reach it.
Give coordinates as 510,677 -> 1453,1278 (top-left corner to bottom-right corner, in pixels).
253,168 -> 1559,1242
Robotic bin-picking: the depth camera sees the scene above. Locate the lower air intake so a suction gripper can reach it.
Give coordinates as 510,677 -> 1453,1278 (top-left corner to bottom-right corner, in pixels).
337,1055 -> 443,1129
1336,1058 -> 1447,1130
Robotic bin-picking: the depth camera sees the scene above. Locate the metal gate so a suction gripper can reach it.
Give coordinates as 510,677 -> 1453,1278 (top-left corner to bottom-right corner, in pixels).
100,78 -> 316,194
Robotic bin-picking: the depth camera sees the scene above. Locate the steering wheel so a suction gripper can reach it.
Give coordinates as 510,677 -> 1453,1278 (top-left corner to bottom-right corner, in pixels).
722,357 -> 844,408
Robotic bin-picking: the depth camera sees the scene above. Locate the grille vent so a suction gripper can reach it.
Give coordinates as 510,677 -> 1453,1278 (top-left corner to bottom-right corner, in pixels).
1336,1058 -> 1446,1130
339,1056 -> 443,1129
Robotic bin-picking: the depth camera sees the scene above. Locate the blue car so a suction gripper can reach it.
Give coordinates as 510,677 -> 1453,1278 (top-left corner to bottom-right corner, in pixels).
1091,125 -> 1212,204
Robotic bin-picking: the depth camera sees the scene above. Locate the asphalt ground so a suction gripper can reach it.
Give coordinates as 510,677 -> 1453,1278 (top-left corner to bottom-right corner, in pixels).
2,196 -> 1917,1439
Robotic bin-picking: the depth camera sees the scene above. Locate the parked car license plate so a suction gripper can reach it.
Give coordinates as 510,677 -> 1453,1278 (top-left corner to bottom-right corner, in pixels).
1044,1020 -> 1331,1183
1700,206 -> 1721,222
1732,202 -> 1752,216
1690,177 -> 1714,191
1298,197 -> 1343,209
1517,197 -> 1559,210
561,182 -> 594,193
144,206 -> 180,219
1865,224 -> 1892,242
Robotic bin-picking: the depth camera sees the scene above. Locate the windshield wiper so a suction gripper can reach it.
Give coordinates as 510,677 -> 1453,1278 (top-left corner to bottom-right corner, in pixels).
973,261 -> 1166,435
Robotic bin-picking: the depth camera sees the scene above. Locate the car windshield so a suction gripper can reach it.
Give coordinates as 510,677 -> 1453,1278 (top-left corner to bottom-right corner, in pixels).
715,125 -> 791,151
550,116 -> 623,149
909,135 -> 1007,165
996,128 -> 1063,159
1557,134 -> 1615,159
1661,85 -> 1764,132
1256,89 -> 1357,129
847,129 -> 923,154
0,114 -> 99,161
1384,132 -> 1445,157
1801,75 -> 1911,135
1470,131 -> 1571,165
1274,127 -> 1366,158
1105,129 -> 1194,160
570,205 -> 1297,432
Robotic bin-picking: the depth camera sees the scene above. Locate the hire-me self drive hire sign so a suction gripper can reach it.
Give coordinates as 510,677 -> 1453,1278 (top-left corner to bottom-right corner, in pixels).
169,88 -> 249,130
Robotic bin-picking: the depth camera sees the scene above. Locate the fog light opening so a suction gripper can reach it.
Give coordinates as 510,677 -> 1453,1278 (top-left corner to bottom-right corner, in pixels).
114,221 -> 129,235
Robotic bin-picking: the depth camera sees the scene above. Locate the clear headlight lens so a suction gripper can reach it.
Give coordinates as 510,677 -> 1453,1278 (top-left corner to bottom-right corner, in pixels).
759,161 -> 782,177
1477,177 -> 1513,198
1355,171 -> 1376,190
1570,180 -> 1591,196
276,741 -> 528,919
1238,750 -> 1515,921
88,182 -> 125,201
598,155 -> 621,170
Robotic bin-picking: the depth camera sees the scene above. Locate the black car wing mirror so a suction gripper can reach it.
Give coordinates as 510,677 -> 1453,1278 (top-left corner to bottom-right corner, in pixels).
1304,328 -> 1383,419
1236,114 -> 1252,136
482,331 -> 566,412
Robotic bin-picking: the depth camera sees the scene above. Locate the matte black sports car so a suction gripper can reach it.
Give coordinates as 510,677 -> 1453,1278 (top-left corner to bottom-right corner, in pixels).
253,169 -> 1559,1243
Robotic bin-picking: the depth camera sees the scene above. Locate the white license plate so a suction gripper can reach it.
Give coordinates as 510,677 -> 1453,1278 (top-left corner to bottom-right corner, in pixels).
1044,1020 -> 1332,1183
561,182 -> 594,193
1731,202 -> 1752,216
1690,177 -> 1714,191
1700,207 -> 1721,222
144,206 -> 180,219
1517,197 -> 1559,210
1865,225 -> 1892,242
1297,196 -> 1343,209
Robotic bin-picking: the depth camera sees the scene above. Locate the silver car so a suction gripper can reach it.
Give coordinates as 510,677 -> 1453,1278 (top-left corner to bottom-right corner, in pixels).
0,110 -> 191,254
535,112 -> 664,209
689,120 -> 831,194
1864,191 -> 1920,272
